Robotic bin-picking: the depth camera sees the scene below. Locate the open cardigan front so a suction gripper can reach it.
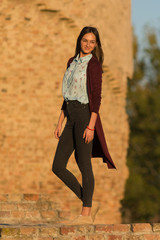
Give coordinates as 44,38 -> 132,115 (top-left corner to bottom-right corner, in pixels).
61,55 -> 117,169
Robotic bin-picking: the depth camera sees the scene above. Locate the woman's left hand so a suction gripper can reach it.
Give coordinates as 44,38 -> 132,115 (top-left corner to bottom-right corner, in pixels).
83,127 -> 94,144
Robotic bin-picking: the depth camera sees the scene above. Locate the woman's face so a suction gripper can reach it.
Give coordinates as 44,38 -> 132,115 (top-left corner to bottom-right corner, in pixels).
80,33 -> 97,55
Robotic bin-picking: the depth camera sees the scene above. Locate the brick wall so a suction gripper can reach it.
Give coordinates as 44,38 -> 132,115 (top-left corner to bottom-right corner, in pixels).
0,194 -> 160,239
0,0 -> 133,223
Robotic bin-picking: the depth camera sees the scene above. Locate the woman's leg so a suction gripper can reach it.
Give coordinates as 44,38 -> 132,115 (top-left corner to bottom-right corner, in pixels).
74,106 -> 95,209
52,116 -> 83,201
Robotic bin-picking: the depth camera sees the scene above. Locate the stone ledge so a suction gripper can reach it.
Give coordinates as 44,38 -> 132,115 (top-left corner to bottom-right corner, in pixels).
0,223 -> 160,240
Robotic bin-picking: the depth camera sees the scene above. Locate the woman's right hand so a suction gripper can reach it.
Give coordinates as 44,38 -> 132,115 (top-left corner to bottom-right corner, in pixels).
54,123 -> 62,140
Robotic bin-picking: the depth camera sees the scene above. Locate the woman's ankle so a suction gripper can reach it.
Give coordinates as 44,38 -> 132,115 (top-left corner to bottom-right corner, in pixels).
81,206 -> 91,216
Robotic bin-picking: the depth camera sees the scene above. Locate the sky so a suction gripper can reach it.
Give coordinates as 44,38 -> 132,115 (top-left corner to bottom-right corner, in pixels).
131,0 -> 160,43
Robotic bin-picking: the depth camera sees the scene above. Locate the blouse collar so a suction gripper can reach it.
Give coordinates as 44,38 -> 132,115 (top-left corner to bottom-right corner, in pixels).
74,53 -> 93,63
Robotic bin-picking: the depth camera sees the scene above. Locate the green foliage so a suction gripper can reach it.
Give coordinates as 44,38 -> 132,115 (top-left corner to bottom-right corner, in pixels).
120,25 -> 160,223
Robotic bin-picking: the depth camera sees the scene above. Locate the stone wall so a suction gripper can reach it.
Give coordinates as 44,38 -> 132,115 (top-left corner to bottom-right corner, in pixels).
0,0 -> 133,223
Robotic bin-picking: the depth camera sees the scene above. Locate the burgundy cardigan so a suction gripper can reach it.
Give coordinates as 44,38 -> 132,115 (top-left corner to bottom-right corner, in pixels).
61,55 -> 117,169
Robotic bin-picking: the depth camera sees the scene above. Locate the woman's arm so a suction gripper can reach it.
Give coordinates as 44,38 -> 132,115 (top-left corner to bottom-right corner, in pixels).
83,112 -> 97,144
83,61 -> 102,143
54,110 -> 65,139
57,110 -> 65,126
90,61 -> 103,114
88,112 -> 97,129
88,61 -> 102,128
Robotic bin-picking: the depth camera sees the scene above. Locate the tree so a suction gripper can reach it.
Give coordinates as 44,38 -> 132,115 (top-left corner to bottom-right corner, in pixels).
120,25 -> 160,223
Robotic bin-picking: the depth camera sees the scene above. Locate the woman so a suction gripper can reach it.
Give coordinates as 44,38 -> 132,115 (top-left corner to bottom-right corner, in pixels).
52,26 -> 116,225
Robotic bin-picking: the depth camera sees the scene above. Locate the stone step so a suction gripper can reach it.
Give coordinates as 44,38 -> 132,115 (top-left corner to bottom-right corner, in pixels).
0,223 -> 160,240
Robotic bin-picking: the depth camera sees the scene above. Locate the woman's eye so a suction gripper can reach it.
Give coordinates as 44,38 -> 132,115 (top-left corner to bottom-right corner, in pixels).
82,39 -> 95,44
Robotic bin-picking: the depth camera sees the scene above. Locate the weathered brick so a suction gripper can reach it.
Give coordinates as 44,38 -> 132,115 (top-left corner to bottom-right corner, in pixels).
132,223 -> 152,233
39,227 -> 58,237
36,201 -> 49,210
107,235 -> 123,240
153,223 -> 160,232
0,211 -> 11,218
0,203 -> 17,211
0,238 -> 27,240
77,225 -> 94,234
0,194 -> 8,201
125,235 -> 144,240
11,210 -> 25,218
88,234 -> 106,240
23,194 -> 39,201
59,210 -> 71,218
20,227 -> 37,235
17,203 -> 34,210
56,236 -> 73,240
41,210 -> 57,219
113,224 -> 131,232
95,224 -> 114,233
1,227 -> 20,236
60,226 -> 76,235
8,194 -> 22,202
143,234 -> 160,240
73,236 -> 87,240
37,238 -> 55,240
25,210 -> 41,218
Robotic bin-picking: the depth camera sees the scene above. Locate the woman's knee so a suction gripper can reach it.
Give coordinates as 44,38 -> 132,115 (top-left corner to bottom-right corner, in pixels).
52,161 -> 62,175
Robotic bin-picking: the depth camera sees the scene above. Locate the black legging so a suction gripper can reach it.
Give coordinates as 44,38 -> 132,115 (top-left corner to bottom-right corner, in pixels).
52,100 -> 94,207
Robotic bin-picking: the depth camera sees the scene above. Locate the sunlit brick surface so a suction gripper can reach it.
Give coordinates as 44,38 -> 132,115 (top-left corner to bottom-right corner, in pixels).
0,0 -> 133,224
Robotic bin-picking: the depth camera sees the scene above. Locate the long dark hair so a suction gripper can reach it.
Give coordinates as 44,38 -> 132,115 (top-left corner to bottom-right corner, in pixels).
74,26 -> 104,72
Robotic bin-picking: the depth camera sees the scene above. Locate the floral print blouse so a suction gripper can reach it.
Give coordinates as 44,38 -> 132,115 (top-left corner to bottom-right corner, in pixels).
62,53 -> 93,104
